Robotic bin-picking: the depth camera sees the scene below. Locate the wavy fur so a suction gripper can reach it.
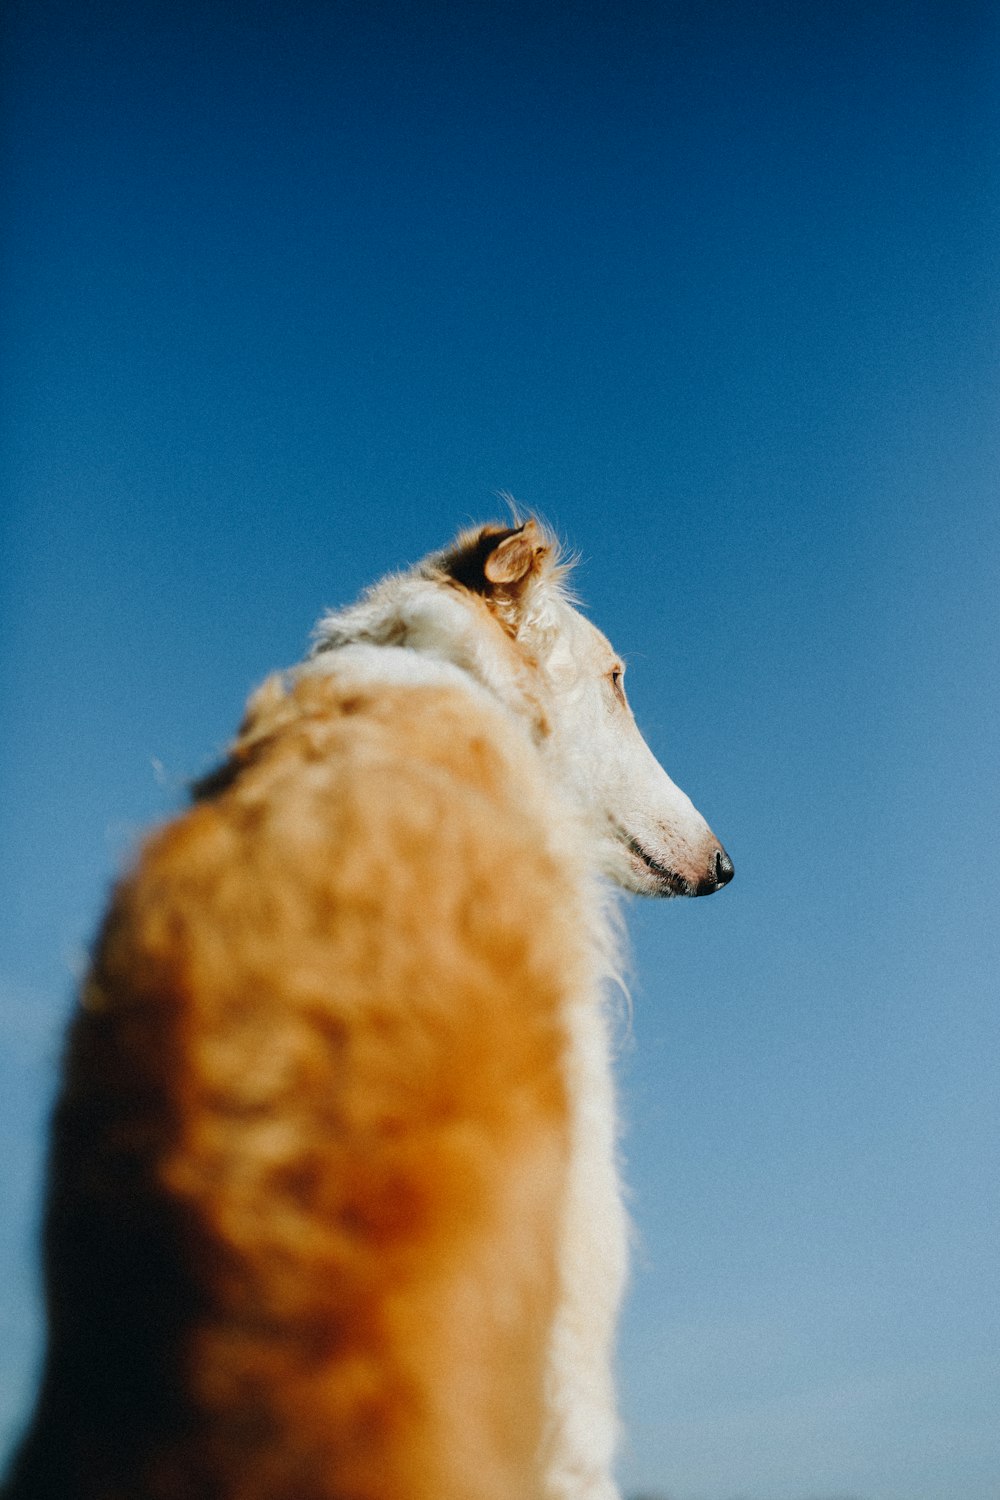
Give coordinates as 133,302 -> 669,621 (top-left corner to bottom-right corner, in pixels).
4,519 -> 730,1500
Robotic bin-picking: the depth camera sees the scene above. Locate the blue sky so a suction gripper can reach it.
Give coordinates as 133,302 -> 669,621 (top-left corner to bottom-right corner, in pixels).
2,2 -> 998,1496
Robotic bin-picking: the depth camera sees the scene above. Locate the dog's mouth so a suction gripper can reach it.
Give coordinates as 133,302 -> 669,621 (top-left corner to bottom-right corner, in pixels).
621,834 -> 695,897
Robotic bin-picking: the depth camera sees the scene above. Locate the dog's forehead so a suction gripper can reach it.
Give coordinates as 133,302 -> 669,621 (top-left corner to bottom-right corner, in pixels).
550,599 -> 617,670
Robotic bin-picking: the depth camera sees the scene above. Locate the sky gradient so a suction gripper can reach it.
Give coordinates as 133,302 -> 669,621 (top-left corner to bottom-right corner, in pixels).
2,3 -> 999,1497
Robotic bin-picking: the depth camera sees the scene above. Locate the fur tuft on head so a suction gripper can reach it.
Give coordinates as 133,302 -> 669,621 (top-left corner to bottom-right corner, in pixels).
310,517 -> 574,661
427,518 -> 572,634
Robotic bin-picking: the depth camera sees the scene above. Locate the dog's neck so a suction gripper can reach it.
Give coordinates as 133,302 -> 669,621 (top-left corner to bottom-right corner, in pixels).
307,576 -> 555,743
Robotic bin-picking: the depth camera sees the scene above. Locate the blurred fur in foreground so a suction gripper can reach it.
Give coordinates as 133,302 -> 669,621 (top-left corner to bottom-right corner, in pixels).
3,521 -> 731,1500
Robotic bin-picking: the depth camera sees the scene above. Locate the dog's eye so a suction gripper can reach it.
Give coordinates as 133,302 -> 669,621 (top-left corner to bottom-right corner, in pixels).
608,666 -> 626,702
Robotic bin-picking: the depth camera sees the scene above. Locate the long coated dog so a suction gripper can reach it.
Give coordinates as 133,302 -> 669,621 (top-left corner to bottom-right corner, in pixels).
3,519 -> 732,1500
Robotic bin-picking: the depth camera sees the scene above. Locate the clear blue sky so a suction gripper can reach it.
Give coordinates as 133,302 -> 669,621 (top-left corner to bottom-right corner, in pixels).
2,3 -> 998,1497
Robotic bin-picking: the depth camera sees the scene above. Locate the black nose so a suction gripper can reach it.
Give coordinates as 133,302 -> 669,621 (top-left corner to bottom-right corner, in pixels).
695,846 -> 735,896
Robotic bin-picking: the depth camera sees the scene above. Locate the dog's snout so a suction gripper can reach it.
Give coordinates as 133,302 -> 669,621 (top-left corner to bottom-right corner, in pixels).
695,845 -> 735,897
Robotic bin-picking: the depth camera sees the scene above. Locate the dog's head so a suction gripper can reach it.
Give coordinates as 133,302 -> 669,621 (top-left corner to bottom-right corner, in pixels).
431,520 -> 733,899
312,518 -> 732,898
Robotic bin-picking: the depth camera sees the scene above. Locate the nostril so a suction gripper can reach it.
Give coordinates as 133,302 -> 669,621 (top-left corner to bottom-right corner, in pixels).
693,844 -> 735,896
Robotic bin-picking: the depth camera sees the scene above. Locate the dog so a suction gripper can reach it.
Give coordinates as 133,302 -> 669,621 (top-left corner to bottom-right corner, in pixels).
3,519 -> 732,1500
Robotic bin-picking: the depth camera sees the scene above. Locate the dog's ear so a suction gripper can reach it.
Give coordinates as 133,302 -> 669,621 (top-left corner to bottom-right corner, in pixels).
483,522 -> 545,585
438,519 -> 552,599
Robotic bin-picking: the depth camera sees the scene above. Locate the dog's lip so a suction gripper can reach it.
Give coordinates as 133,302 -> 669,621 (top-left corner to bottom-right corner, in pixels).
621,833 -> 694,897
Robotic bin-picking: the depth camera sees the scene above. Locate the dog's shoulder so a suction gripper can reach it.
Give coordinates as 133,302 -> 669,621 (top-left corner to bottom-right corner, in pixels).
106,657 -> 586,1018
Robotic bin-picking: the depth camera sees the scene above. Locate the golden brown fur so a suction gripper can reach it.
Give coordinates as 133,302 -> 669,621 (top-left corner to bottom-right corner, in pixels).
6,520 -> 732,1500
7,669 -> 587,1500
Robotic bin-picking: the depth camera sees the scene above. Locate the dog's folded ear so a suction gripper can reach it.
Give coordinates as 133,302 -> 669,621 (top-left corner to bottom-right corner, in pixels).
483,522 -> 546,586
437,519 -> 553,598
